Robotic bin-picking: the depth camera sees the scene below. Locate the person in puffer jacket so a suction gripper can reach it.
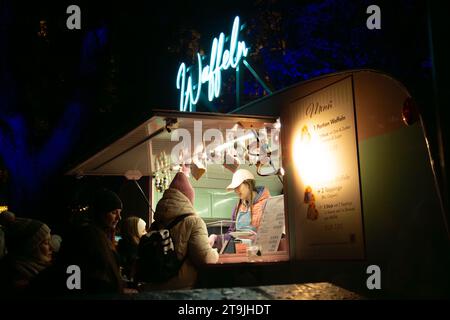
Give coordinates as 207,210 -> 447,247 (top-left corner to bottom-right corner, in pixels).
140,172 -> 219,291
209,169 -> 271,250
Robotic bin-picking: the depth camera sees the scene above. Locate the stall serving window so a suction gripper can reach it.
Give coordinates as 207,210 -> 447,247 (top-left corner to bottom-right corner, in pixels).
149,112 -> 288,264
66,110 -> 289,264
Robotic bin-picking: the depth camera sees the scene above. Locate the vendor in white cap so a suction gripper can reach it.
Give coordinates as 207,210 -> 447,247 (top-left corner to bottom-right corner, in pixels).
209,169 -> 270,248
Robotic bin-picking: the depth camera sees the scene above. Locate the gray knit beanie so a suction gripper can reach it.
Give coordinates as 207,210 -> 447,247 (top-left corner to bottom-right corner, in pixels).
5,218 -> 51,257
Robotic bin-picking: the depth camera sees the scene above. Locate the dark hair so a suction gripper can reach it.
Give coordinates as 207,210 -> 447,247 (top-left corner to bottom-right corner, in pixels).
58,224 -> 124,294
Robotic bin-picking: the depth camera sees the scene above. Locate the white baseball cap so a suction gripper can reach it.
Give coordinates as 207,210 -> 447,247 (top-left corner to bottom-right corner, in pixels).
226,169 -> 255,190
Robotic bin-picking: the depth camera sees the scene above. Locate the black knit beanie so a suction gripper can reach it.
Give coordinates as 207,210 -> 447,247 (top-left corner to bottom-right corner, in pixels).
89,189 -> 123,219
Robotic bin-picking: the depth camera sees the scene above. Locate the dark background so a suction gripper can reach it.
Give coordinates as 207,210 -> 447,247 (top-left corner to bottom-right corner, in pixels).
0,0 -> 448,238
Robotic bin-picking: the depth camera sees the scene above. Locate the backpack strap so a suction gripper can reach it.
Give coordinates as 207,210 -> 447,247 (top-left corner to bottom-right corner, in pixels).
165,214 -> 191,230
164,214 -> 192,267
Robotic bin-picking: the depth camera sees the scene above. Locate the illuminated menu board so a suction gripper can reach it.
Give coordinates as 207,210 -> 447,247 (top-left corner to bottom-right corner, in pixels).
288,77 -> 365,259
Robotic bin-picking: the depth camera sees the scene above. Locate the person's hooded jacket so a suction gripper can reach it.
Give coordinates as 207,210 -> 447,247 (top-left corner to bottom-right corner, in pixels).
141,173 -> 218,290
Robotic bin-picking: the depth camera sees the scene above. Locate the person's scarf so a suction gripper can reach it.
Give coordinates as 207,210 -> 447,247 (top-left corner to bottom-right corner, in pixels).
12,256 -> 51,280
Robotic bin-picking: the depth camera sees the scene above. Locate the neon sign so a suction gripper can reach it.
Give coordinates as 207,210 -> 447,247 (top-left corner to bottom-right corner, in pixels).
176,16 -> 249,112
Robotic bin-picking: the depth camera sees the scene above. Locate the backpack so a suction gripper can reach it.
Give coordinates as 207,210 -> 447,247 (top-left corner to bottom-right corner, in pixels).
135,214 -> 190,284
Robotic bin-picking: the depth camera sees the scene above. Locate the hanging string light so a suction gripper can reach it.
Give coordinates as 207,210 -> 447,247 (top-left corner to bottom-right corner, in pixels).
154,151 -> 172,192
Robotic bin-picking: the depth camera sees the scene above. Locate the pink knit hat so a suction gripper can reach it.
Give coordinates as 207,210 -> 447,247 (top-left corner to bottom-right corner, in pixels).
170,172 -> 195,205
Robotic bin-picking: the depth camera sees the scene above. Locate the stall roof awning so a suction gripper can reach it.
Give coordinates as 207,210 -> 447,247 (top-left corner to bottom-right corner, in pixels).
66,110 -> 277,177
